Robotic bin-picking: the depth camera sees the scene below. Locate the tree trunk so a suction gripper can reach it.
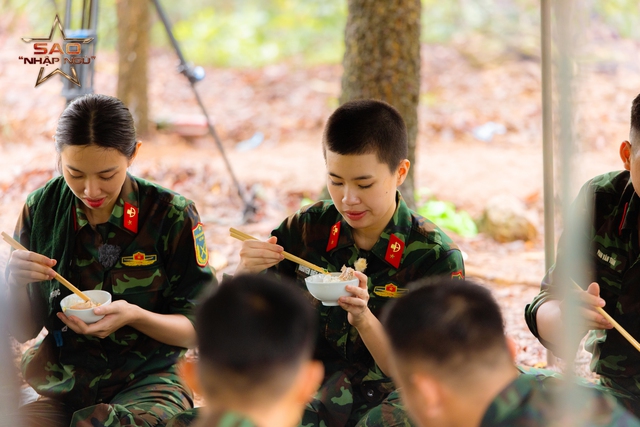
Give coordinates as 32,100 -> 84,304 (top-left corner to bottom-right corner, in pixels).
116,0 -> 150,136
339,0 -> 421,210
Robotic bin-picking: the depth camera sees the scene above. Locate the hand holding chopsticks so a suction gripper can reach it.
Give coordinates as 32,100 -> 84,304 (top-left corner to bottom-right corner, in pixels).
572,280 -> 640,353
229,228 -> 328,275
2,232 -> 91,302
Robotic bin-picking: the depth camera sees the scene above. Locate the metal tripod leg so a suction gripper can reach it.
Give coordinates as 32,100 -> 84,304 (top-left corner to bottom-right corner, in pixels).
150,0 -> 258,222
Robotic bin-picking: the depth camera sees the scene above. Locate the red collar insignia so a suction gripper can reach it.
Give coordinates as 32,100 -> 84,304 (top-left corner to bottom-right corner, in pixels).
384,234 -> 404,269
124,202 -> 138,234
326,221 -> 341,252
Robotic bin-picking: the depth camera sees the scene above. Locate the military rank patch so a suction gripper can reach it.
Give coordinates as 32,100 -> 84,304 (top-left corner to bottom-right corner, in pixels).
326,221 -> 341,252
123,202 -> 139,233
374,283 -> 407,298
384,234 -> 404,268
122,251 -> 157,266
193,223 -> 209,267
451,270 -> 464,280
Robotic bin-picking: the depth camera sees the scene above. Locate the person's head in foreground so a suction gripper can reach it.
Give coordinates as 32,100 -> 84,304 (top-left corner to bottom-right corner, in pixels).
323,99 -> 410,240
183,274 -> 323,427
382,278 -> 518,427
620,93 -> 640,196
55,93 -> 141,225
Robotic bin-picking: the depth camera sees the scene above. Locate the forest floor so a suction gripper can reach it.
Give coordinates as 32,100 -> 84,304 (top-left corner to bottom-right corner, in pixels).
3,17 -> 640,394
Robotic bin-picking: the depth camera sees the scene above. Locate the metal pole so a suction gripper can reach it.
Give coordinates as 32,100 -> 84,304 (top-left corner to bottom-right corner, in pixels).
541,0 -> 557,368
554,0 -> 589,424
541,0 -> 555,277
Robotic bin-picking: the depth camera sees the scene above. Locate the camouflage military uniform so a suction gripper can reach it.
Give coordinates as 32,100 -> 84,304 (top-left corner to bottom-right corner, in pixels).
480,374 -> 640,426
271,193 -> 464,427
165,408 -> 255,427
12,174 -> 215,427
525,170 -> 640,416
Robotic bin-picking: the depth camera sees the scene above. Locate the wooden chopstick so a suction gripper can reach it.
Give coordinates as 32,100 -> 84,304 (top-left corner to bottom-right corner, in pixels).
572,280 -> 640,353
2,232 -> 91,302
229,228 -> 328,275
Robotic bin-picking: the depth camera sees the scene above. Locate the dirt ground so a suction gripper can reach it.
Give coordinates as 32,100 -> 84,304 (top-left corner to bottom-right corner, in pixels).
3,16 -> 640,385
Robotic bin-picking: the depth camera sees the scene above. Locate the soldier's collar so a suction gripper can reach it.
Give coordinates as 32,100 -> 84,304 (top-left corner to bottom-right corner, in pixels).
110,173 -> 140,235
72,197 -> 89,231
619,179 -> 640,234
479,375 -> 536,426
370,192 -> 411,268
327,192 -> 411,265
70,173 -> 138,233
326,220 -> 354,253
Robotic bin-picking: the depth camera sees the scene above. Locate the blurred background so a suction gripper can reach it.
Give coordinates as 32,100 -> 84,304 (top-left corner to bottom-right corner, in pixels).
2,0 -> 640,401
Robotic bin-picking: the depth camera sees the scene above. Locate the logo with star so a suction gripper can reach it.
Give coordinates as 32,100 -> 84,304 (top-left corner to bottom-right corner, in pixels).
21,14 -> 94,88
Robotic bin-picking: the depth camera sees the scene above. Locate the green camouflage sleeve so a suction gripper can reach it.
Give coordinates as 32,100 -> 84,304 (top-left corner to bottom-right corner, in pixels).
524,178 -> 595,344
164,201 -> 216,325
270,207 -> 309,280
420,248 -> 465,279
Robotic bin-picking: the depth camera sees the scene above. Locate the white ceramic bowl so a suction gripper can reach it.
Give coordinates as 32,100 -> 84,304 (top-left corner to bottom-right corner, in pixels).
60,290 -> 112,324
304,273 -> 358,306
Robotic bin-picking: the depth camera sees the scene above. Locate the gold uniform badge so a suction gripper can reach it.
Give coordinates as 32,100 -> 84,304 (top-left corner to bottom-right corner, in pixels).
122,252 -> 157,267
373,283 -> 407,298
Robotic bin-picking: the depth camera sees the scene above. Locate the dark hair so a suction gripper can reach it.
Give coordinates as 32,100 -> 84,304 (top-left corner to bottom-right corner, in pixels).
323,99 -> 408,173
382,278 -> 508,373
631,94 -> 640,142
196,274 -> 316,397
54,94 -> 137,158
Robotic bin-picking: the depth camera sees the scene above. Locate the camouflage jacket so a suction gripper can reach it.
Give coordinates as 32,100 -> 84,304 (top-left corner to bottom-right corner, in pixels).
525,170 -> 640,398
270,192 -> 464,397
14,174 -> 215,409
480,374 -> 640,426
193,411 -> 256,427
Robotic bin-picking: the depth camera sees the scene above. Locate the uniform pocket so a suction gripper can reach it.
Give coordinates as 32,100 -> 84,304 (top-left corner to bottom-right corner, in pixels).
110,266 -> 168,311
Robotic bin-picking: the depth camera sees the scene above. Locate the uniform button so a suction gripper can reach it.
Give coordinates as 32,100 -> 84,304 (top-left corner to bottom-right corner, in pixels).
366,388 -> 374,398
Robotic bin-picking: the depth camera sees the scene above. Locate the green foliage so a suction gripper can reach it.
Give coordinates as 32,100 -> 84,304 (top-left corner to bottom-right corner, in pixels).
420,0 -> 540,44
162,0 -> 346,67
6,0 -> 640,68
593,0 -> 640,39
417,199 -> 478,237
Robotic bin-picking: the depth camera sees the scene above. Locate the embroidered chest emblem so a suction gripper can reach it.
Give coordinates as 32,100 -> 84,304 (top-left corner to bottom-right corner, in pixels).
374,283 -> 407,298
122,251 -> 157,266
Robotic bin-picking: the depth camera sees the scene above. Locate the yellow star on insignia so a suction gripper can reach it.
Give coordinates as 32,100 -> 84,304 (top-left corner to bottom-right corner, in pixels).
21,14 -> 94,88
390,254 -> 395,259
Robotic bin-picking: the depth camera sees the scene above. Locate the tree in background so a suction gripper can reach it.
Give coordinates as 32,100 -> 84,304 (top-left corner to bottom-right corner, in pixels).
116,0 -> 150,136
340,0 -> 421,209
